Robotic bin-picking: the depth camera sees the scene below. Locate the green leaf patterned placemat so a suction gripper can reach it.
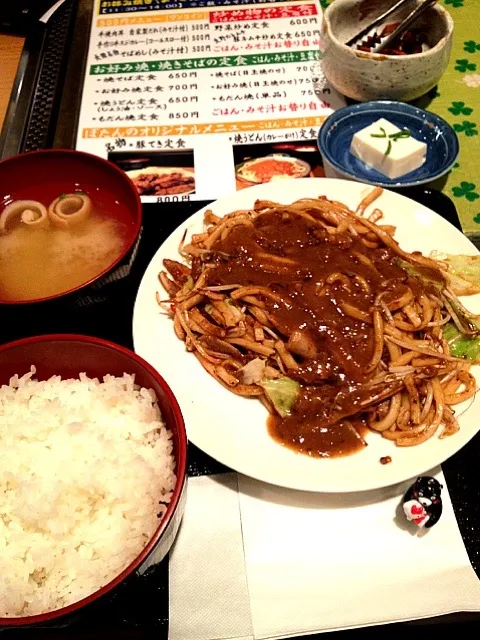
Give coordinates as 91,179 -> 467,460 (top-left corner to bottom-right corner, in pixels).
322,0 -> 480,242
430,0 -> 479,239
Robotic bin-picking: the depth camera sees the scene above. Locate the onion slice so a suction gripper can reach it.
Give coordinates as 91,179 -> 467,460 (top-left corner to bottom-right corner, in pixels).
48,192 -> 92,228
0,200 -> 49,234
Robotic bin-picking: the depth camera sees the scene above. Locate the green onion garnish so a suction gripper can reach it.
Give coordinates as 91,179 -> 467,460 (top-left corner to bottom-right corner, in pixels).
370,126 -> 411,156
389,129 -> 411,141
370,127 -> 387,138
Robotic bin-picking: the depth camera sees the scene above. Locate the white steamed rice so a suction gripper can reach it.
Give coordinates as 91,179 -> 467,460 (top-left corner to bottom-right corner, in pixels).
0,367 -> 176,617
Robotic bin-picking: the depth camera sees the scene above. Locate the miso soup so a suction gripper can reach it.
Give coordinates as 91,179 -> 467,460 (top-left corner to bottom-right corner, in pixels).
0,191 -> 133,303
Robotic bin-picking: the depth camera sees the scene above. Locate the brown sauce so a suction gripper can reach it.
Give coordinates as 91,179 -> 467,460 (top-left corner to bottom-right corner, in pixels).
268,414 -> 369,458
207,208 -> 419,458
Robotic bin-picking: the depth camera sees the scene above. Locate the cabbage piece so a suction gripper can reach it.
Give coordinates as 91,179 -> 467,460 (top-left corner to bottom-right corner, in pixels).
225,298 -> 244,323
260,377 -> 300,418
178,275 -> 194,297
393,257 -> 444,293
395,256 -> 480,334
430,252 -> 480,296
445,297 -> 480,334
238,358 -> 266,385
443,322 -> 480,362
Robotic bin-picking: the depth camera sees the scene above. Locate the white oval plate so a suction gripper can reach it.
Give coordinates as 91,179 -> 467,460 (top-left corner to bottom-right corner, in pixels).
133,178 -> 480,493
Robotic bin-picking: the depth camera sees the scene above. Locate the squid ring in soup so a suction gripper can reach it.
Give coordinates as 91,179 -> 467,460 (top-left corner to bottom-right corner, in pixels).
48,193 -> 92,228
0,200 -> 49,234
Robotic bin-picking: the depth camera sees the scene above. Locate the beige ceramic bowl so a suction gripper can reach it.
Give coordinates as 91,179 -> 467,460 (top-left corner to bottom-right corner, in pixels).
320,0 -> 454,102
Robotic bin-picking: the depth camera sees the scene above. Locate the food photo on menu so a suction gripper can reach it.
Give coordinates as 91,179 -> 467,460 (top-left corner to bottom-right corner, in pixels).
1,0 -> 480,636
109,149 -> 196,198
234,141 -> 325,189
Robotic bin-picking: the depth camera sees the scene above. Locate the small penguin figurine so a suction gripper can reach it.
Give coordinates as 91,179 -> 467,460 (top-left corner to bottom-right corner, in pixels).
402,476 -> 443,529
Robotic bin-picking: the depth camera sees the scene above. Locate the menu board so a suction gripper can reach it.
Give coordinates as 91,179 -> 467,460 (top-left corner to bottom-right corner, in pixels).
76,0 -> 345,203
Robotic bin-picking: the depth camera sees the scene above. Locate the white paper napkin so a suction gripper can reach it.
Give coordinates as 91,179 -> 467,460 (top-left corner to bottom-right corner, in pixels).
238,468 -> 480,639
169,470 -> 480,640
169,474 -> 253,640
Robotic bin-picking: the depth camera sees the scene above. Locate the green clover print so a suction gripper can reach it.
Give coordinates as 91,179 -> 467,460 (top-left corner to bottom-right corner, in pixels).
444,0 -> 463,7
453,121 -> 478,137
448,101 -> 473,116
455,59 -> 477,73
464,41 -> 480,54
452,182 -> 480,202
474,213 -> 480,224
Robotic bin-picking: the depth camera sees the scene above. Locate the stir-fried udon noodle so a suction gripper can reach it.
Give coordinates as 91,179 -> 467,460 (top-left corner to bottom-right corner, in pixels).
157,188 -> 478,457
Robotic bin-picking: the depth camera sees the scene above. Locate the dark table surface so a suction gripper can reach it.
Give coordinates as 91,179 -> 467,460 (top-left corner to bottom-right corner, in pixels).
1,190 -> 479,639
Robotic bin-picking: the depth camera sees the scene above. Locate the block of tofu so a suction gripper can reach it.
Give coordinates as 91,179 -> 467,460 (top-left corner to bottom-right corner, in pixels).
350,118 -> 427,180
